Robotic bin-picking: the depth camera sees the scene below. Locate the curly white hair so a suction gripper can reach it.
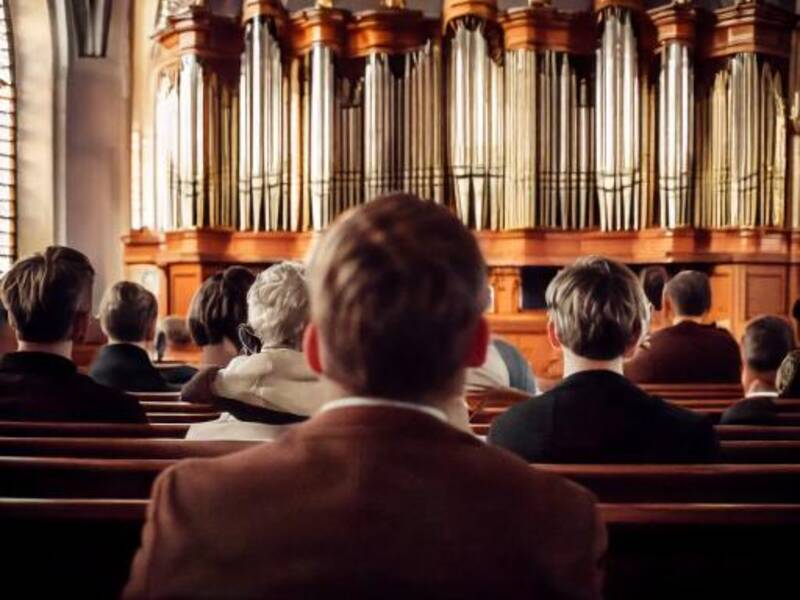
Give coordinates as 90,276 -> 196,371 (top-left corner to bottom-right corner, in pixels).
247,261 -> 309,350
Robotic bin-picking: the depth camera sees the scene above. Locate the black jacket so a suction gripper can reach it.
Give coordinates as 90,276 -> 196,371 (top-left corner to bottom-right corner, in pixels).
488,370 -> 718,463
0,351 -> 147,423
720,395 -> 782,426
89,343 -> 175,393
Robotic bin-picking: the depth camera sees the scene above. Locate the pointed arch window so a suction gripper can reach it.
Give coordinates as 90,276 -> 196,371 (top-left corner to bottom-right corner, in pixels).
0,0 -> 14,272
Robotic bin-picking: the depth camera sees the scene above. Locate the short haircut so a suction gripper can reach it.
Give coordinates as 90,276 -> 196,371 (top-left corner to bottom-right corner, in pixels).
639,266 -> 669,311
247,262 -> 309,350
188,266 -> 255,349
546,256 -> 650,361
158,316 -> 193,346
99,281 -> 158,343
0,246 -> 95,343
777,350 -> 800,399
308,193 -> 488,400
742,315 -> 796,374
664,270 -> 711,317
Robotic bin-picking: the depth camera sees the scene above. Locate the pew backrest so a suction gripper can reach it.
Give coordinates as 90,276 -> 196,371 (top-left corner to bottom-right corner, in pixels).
0,437 -> 256,459
0,421 -> 189,438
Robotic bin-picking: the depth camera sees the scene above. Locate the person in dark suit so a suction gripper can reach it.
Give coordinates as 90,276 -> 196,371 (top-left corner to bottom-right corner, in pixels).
489,257 -> 717,464
624,270 -> 741,383
125,194 -> 605,599
89,281 -> 175,393
721,317 -> 797,425
0,247 -> 146,423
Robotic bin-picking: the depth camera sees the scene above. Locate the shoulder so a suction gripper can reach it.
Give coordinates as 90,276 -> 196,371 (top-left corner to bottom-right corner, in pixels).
721,397 -> 774,425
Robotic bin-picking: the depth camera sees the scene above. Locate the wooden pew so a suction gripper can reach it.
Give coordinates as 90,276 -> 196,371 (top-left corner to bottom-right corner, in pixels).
129,391 -> 182,403
639,383 -> 743,400
145,412 -> 220,424
715,425 -> 800,440
602,503 -> 800,599
140,401 -> 216,413
534,464 -> 800,503
0,421 -> 189,438
0,437 -> 256,459
718,440 -> 800,463
1,498 -> 797,598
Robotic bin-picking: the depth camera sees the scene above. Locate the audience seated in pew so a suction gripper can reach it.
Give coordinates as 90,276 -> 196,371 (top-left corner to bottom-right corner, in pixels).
89,282 -> 176,393
624,270 -> 741,384
466,337 -> 538,396
721,316 -> 796,425
153,316 -> 197,384
488,257 -> 718,463
638,265 -> 669,331
187,266 -> 255,369
184,262 -> 323,441
0,247 -> 146,423
124,194 -> 604,599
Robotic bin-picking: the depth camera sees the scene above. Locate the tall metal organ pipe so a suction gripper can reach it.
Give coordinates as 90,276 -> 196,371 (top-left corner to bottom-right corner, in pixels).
658,40 -> 693,229
595,7 -> 641,231
448,17 -> 504,230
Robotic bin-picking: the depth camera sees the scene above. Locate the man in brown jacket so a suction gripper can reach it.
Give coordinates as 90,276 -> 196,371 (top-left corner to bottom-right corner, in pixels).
625,270 -> 741,383
125,195 -> 605,599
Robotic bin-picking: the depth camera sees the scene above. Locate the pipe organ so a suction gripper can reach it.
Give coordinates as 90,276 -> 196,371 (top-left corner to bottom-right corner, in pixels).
146,0 -> 799,235
129,0 -> 800,380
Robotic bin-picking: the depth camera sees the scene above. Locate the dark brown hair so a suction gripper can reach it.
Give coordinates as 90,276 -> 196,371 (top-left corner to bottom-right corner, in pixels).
308,194 -> 488,400
0,246 -> 95,343
99,281 -> 158,343
187,267 -> 255,349
742,315 -> 796,374
639,265 -> 669,311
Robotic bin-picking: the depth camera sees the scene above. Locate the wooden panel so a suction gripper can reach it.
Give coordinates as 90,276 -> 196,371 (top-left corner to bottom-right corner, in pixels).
708,265 -> 734,332
169,264 -> 205,316
744,265 -> 787,321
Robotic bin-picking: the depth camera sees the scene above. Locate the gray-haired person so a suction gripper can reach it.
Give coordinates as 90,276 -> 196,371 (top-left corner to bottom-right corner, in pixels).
183,262 -> 323,441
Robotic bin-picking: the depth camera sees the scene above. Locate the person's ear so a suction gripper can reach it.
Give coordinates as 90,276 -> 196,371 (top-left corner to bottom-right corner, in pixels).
303,323 -> 323,375
72,312 -> 89,344
463,317 -> 490,368
546,319 -> 562,351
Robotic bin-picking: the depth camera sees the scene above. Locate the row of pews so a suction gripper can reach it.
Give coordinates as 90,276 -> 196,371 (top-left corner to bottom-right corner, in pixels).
2,385 -> 798,597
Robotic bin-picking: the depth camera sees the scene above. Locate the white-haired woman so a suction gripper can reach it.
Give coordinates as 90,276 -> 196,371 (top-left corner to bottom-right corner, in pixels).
184,262 -> 323,441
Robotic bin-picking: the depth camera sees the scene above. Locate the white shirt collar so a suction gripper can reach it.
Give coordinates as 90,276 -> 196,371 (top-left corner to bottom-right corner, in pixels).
319,397 -> 448,424
745,391 -> 779,399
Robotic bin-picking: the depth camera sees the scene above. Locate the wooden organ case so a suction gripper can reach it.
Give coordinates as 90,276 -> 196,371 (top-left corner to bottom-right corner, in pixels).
126,0 -> 800,379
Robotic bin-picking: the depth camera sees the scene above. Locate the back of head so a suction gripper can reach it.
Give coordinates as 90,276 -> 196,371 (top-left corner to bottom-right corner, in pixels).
158,316 -> 193,347
0,246 -> 95,343
100,281 -> 158,343
308,193 -> 487,400
546,256 -> 650,361
742,315 -> 796,375
664,270 -> 711,317
188,266 -> 255,350
247,261 -> 309,350
639,266 -> 669,311
777,350 -> 800,398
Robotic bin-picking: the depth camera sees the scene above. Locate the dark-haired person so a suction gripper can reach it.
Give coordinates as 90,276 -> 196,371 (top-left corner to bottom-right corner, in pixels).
89,282 -> 174,393
489,257 -> 717,464
639,265 -> 669,330
125,195 -> 605,599
624,270 -> 741,383
721,316 -> 797,425
188,266 -> 255,368
0,247 -> 146,423
154,316 -> 199,384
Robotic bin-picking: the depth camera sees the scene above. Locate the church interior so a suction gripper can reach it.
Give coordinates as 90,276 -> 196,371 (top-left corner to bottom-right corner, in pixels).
2,0 -> 800,597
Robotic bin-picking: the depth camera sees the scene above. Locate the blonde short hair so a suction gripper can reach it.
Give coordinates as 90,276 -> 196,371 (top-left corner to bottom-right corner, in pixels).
1,246 -> 94,343
99,281 -> 158,343
777,350 -> 800,399
308,194 -> 488,400
546,256 -> 650,360
247,262 -> 309,350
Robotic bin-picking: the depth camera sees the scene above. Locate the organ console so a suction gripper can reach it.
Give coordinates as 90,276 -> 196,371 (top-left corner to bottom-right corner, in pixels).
126,0 -> 800,378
